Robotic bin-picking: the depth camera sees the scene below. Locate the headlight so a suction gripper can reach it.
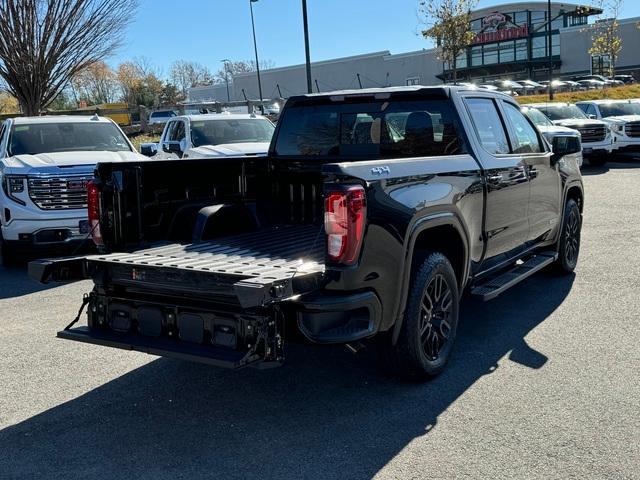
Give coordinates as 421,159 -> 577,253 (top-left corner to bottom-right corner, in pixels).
2,175 -> 26,205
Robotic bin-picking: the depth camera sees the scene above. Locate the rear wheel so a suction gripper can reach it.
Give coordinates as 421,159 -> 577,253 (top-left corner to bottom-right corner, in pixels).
553,198 -> 581,274
383,252 -> 459,381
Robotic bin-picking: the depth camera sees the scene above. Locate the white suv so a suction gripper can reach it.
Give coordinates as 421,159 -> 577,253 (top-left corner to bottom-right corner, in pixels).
575,100 -> 640,155
0,115 -> 146,264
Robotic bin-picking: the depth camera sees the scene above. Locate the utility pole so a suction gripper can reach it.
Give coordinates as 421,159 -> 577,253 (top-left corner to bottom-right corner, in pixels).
302,0 -> 313,93
548,0 -> 554,100
249,0 -> 263,107
221,59 -> 230,102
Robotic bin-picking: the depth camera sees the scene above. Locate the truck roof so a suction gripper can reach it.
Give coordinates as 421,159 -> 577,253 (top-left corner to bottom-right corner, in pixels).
288,85 -> 512,101
11,115 -> 114,125
174,113 -> 270,122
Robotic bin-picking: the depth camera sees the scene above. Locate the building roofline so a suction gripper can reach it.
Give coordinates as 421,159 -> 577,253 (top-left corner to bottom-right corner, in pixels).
472,2 -> 601,18
233,51 -> 392,78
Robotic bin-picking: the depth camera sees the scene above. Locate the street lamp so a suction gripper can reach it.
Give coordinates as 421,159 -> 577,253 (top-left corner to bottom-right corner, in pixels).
302,0 -> 313,94
221,58 -> 230,102
249,0 -> 263,108
548,0 -> 554,100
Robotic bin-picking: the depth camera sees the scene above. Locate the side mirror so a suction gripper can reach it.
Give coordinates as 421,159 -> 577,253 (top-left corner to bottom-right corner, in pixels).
552,135 -> 581,163
139,142 -> 158,157
162,141 -> 182,155
587,114 -> 596,119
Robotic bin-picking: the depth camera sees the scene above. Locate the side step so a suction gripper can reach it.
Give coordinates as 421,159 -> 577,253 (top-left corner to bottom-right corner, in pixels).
471,251 -> 558,301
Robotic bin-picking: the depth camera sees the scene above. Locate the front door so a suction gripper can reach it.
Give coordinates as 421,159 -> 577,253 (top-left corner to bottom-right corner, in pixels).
499,100 -> 561,243
463,97 -> 531,262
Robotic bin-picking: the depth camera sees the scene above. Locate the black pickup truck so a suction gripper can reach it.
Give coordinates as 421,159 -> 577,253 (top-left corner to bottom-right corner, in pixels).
30,86 -> 584,380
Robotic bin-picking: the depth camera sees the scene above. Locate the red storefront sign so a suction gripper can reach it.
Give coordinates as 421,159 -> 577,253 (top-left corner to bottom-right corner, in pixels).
473,25 -> 529,44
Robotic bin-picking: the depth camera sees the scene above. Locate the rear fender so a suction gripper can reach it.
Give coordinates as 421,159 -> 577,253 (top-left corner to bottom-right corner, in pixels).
390,212 -> 470,344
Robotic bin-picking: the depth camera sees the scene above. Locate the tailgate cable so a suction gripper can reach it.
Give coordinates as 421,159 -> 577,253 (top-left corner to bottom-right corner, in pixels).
64,294 -> 91,331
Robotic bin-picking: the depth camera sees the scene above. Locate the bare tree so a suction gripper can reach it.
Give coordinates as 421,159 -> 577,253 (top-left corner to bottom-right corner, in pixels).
420,0 -> 478,84
589,0 -> 624,78
0,0 -> 139,115
72,61 -> 119,105
169,60 -> 213,97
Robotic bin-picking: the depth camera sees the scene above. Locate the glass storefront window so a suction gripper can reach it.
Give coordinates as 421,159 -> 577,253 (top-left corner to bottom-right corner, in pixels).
551,14 -> 564,30
516,39 -> 528,60
471,46 -> 482,66
531,11 -> 547,31
552,34 -> 559,56
499,41 -> 515,63
532,36 -> 546,58
514,11 -> 528,26
483,44 -> 498,65
456,51 -> 467,69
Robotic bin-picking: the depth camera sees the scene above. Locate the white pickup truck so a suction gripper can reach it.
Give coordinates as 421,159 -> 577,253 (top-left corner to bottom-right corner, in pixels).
145,113 -> 275,159
575,100 -> 640,155
0,115 -> 146,265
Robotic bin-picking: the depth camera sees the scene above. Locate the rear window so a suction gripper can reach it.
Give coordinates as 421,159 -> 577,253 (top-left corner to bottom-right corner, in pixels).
150,111 -> 176,118
273,99 -> 467,158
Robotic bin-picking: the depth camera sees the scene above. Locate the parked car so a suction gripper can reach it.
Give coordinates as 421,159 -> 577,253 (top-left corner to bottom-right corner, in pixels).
0,115 -> 147,265
521,106 -> 583,167
576,79 -> 606,90
148,110 -> 177,126
612,75 -> 635,84
576,100 -> 640,154
528,102 -> 613,166
151,113 -> 275,159
32,86 -> 584,380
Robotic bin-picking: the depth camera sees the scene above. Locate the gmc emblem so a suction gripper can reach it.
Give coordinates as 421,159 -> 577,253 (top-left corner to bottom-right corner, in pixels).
67,179 -> 88,190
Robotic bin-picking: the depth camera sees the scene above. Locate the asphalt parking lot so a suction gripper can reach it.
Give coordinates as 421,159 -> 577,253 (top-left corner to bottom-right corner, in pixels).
1,160 -> 639,480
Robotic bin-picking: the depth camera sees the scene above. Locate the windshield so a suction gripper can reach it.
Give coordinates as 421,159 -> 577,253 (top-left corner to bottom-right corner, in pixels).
537,105 -> 587,121
273,98 -> 466,158
151,111 -> 176,119
523,107 -> 553,127
190,118 -> 275,147
9,122 -> 131,155
598,103 -> 640,117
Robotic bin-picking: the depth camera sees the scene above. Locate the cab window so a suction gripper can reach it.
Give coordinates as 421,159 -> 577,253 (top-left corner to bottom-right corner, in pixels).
465,98 -> 510,154
169,121 -> 185,142
502,102 -> 543,154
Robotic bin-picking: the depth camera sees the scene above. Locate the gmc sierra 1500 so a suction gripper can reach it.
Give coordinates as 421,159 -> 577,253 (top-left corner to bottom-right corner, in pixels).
30,86 -> 584,380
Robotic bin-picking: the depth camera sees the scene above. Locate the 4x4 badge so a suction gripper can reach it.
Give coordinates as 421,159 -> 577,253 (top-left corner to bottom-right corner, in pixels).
371,166 -> 390,176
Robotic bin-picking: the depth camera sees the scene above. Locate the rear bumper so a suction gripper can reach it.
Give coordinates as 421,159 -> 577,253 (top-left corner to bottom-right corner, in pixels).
294,290 -> 382,343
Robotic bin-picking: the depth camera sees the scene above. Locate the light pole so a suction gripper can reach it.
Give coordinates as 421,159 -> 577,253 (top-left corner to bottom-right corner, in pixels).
221,58 -> 230,102
548,0 -> 554,100
249,0 -> 263,108
302,0 -> 313,94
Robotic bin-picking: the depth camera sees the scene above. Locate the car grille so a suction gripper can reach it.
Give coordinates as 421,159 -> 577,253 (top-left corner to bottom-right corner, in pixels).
624,121 -> 640,138
576,125 -> 607,143
28,174 -> 92,210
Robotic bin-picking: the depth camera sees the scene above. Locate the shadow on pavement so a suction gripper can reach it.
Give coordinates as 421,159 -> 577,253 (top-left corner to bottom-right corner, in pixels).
0,265 -> 59,300
0,272 -> 575,479
581,156 -> 640,176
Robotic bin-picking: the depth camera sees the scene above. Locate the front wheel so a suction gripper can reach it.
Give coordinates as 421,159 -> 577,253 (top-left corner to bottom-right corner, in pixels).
382,252 -> 460,381
554,198 -> 581,274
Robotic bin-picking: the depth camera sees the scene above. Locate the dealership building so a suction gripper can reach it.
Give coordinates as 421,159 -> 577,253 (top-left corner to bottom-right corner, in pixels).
189,2 -> 640,103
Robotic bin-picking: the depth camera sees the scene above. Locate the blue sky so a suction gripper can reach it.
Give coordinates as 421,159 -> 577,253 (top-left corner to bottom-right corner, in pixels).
112,0 -> 640,77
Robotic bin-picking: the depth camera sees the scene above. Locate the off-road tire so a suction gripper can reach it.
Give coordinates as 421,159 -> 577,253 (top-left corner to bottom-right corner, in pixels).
383,252 -> 460,381
553,198 -> 581,274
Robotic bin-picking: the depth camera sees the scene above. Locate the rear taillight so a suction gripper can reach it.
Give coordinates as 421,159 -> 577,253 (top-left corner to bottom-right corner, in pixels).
324,185 -> 367,265
87,180 -> 103,246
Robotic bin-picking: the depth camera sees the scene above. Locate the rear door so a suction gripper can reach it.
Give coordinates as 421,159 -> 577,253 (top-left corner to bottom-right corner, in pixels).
499,100 -> 560,244
462,96 -> 530,262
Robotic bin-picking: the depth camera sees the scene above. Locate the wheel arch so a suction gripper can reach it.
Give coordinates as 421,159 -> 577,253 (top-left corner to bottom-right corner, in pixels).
390,213 -> 470,344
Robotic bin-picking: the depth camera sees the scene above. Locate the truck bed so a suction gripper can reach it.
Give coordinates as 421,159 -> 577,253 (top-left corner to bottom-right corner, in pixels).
86,224 -> 326,308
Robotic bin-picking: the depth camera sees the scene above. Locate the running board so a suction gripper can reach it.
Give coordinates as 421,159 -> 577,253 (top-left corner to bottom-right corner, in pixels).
471,251 -> 557,301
